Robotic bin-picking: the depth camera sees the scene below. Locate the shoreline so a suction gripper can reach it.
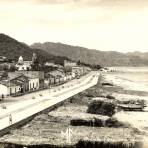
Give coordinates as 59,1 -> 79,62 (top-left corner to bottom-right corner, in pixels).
104,74 -> 148,93
103,72 -> 148,147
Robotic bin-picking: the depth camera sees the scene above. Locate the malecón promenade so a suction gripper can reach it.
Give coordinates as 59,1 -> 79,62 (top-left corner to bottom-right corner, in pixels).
0,71 -> 99,135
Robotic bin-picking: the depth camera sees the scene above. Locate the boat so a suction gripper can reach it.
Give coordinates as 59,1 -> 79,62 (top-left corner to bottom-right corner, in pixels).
118,103 -> 146,111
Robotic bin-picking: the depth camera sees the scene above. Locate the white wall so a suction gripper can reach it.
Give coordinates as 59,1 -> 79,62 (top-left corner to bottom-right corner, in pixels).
17,65 -> 30,71
0,84 -> 21,96
64,76 -> 67,82
0,84 -> 8,96
72,72 -> 75,78
10,85 -> 21,94
29,78 -> 39,90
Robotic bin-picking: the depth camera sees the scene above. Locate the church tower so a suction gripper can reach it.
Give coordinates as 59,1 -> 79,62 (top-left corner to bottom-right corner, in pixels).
18,56 -> 23,65
32,53 -> 39,71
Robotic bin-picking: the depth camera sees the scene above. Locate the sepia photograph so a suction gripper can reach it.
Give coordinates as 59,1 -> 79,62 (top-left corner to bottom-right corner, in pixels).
0,0 -> 148,148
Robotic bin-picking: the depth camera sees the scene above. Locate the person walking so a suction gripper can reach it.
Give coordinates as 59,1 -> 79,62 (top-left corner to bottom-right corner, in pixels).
9,114 -> 12,125
2,94 -> 4,100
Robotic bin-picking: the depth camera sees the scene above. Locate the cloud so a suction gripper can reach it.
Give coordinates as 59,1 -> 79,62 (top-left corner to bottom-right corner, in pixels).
32,0 -> 73,5
1,0 -> 148,10
0,0 -> 148,52
33,0 -> 148,8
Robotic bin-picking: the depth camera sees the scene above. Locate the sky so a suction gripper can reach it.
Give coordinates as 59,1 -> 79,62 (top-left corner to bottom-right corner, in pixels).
0,0 -> 148,53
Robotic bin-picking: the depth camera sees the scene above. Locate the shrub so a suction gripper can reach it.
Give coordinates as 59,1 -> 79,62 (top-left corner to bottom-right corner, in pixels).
102,82 -> 113,86
1,105 -> 7,109
106,117 -> 130,127
71,118 -> 104,127
87,99 -> 116,117
32,96 -> 35,99
76,140 -> 140,148
106,95 -> 115,100
39,94 -> 43,97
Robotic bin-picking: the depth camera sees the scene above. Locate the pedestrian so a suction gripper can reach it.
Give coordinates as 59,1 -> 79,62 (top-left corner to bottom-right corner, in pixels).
9,114 -> 12,125
2,94 -> 4,100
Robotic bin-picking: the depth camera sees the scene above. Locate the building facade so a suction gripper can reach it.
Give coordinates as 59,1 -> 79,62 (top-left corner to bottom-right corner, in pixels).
29,77 -> 39,90
8,71 -> 44,88
0,80 -> 21,96
64,60 -> 77,67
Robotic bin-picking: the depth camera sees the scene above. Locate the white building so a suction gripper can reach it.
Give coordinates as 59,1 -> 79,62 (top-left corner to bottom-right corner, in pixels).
64,60 -> 77,68
72,66 -> 83,76
0,80 -> 21,96
16,56 -> 32,71
8,71 -> 44,88
29,77 -> 39,90
16,64 -> 31,71
0,73 -> 40,98
71,72 -> 76,78
18,56 -> 23,64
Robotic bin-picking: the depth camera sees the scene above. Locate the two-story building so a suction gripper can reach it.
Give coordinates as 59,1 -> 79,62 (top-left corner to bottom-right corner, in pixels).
72,66 -> 84,77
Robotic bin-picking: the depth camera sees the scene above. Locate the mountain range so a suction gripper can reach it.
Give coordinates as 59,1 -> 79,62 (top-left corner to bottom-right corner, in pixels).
31,42 -> 148,66
0,33 -> 148,66
0,34 -> 69,64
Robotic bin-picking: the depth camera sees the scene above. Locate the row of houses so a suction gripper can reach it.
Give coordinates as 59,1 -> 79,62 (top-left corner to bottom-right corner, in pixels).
0,74 -> 39,96
44,69 -> 75,87
0,71 -> 43,97
0,62 -> 91,97
44,66 -> 91,87
72,66 -> 91,78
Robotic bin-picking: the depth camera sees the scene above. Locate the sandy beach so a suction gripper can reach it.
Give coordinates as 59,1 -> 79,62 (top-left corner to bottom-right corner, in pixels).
103,70 -> 148,147
104,74 -> 148,92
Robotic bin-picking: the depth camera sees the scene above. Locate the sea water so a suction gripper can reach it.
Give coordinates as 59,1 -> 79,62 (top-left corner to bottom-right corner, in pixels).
107,67 -> 148,92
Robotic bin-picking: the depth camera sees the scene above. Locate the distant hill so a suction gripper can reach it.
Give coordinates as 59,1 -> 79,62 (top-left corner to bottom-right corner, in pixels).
0,34 -> 69,64
1,33 -> 148,67
31,42 -> 148,66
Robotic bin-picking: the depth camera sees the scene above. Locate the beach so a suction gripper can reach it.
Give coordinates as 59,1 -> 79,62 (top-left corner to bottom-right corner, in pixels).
104,67 -> 148,146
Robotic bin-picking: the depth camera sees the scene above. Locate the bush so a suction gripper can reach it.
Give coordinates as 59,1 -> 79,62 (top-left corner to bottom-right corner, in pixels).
71,118 -> 104,127
1,105 -> 7,109
106,117 -> 130,127
39,94 -> 43,97
76,140 -> 140,148
87,99 -> 116,117
32,96 -> 36,99
106,95 -> 115,100
102,82 -> 113,86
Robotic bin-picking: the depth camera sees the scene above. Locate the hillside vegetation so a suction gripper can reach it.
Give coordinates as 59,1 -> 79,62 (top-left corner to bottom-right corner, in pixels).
31,42 -> 148,66
0,33 -> 148,66
0,34 -> 68,64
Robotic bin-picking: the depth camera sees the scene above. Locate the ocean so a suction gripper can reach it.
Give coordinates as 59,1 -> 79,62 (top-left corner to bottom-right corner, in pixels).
108,67 -> 148,92
109,67 -> 148,143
